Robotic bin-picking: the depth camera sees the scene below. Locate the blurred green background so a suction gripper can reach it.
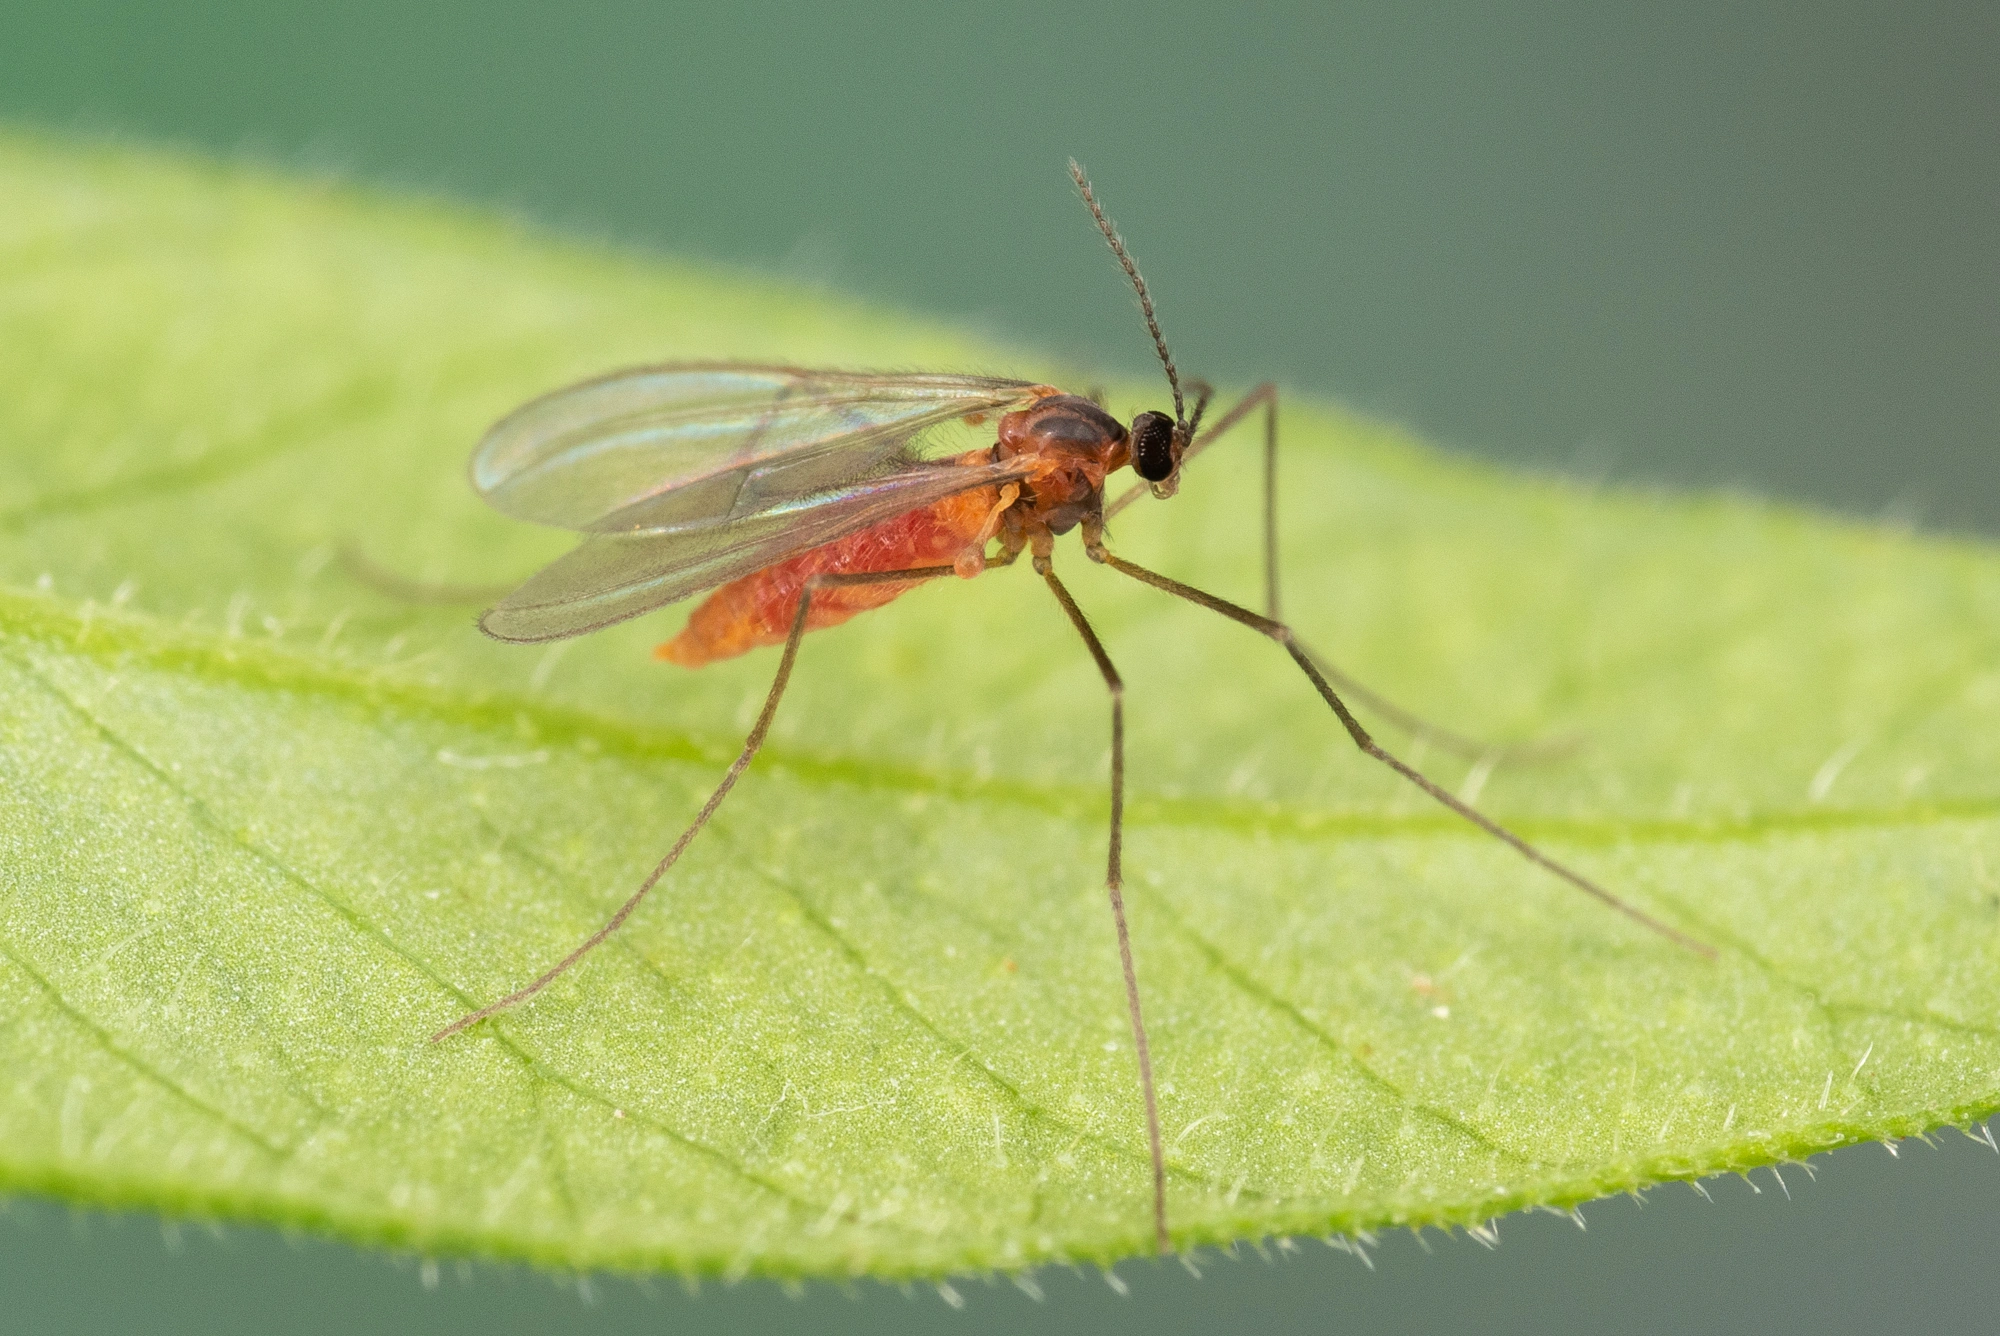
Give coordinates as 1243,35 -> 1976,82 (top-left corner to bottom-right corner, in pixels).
3,2 -> 1996,1332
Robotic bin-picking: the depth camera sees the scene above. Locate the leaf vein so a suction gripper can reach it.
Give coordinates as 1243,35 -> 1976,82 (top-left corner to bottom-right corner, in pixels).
0,934 -> 291,1160
735,850 -> 1254,1199
1147,893 -> 1532,1168
8,646 -> 845,1223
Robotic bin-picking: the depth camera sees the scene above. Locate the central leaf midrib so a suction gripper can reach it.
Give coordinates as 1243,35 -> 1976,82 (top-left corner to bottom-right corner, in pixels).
4,591 -> 1994,853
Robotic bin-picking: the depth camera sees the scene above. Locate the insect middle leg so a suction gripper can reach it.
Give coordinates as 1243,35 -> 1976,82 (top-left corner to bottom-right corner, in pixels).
1035,549 -> 1171,1256
1089,543 -> 1714,958
431,562 -> 959,1042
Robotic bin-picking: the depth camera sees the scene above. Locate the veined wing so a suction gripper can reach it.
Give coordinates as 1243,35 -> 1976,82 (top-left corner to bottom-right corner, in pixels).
471,363 -> 1047,533
479,454 -> 1027,642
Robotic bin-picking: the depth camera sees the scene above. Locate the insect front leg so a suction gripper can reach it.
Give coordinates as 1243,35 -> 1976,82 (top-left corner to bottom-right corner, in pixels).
1105,381 -> 1279,611
1105,383 -> 1573,766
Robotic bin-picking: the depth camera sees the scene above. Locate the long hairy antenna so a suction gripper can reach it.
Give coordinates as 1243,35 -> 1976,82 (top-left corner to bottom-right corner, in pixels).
1183,379 -> 1213,447
1069,159 -> 1186,435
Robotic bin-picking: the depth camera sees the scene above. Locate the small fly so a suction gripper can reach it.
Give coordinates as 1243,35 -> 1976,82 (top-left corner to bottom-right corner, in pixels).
430,162 -> 1712,1254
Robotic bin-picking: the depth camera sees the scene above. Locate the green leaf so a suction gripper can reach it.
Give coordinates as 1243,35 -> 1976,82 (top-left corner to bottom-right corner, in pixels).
3,132 -> 1998,1281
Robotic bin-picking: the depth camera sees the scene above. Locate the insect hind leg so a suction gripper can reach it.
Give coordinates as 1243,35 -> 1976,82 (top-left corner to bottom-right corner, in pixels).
430,562 -> 959,1043
336,541 -> 514,607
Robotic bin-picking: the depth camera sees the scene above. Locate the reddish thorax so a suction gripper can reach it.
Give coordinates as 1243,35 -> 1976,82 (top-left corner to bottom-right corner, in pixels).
993,392 -> 1132,539
657,393 -> 1132,667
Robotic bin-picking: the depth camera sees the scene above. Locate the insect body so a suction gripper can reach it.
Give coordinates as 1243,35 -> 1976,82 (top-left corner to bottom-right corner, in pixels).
432,162 -> 1709,1256
658,392 -> 1133,666
656,447 -> 1008,666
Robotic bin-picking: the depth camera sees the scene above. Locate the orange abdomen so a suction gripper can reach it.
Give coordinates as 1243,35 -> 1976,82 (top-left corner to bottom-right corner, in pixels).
657,483 -> 1000,667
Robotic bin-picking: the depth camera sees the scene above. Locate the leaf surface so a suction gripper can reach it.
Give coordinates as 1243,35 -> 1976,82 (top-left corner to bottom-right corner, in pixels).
2,135 -> 1998,1278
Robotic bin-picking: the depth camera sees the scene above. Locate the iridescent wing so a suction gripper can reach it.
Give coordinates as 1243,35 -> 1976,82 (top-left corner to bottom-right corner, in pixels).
472,363 -> 1044,532
471,363 -> 1046,642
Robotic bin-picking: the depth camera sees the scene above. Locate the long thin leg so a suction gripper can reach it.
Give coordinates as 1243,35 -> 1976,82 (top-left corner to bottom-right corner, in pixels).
337,541 -> 516,606
1262,388 -> 1280,621
431,563 -> 959,1043
1107,384 -> 1572,765
1039,557 -> 1171,1255
1091,546 -> 1715,959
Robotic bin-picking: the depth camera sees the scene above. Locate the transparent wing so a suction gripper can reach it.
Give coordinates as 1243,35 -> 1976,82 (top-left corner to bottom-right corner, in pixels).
479,455 -> 1026,642
471,363 -> 1045,533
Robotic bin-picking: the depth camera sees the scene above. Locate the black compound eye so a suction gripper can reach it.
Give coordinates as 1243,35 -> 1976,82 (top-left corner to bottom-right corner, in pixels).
1130,411 -> 1176,482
